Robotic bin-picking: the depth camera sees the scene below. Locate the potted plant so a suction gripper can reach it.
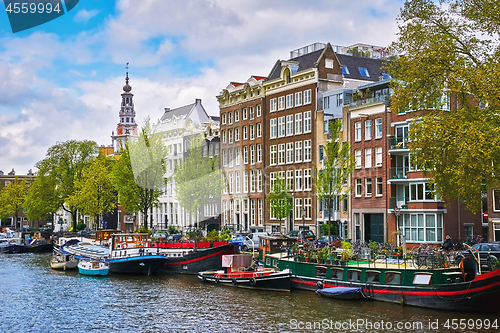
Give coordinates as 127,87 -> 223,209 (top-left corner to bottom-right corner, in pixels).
297,249 -> 305,262
340,241 -> 353,265
369,240 -> 379,259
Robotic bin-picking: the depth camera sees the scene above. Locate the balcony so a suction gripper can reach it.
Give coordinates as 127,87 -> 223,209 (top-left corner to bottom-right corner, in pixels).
389,166 -> 409,180
388,136 -> 408,151
389,197 -> 409,209
350,94 -> 390,108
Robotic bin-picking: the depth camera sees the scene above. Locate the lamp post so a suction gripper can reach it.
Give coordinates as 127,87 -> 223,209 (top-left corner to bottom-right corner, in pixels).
394,206 -> 401,247
301,207 -> 306,241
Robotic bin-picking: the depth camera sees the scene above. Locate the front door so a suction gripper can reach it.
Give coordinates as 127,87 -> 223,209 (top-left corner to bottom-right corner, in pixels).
364,213 -> 384,243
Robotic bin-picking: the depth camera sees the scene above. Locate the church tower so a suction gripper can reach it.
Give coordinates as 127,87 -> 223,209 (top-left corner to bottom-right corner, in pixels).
113,63 -> 138,153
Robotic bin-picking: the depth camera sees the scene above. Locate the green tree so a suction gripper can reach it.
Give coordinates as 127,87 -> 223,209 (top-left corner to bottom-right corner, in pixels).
387,0 -> 500,213
67,154 -> 117,228
0,177 -> 28,229
113,122 -> 167,229
35,140 -> 99,230
267,176 -> 292,234
313,120 -> 354,241
24,168 -> 60,227
174,134 -> 223,230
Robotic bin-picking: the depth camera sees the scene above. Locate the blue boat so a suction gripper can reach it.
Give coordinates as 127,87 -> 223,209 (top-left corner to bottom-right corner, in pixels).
78,260 -> 109,276
316,286 -> 363,300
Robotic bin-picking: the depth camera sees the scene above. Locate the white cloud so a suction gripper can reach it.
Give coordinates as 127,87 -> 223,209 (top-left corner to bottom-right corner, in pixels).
73,9 -> 100,24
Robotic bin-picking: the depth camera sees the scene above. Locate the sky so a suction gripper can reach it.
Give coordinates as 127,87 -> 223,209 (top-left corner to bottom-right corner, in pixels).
0,0 -> 405,175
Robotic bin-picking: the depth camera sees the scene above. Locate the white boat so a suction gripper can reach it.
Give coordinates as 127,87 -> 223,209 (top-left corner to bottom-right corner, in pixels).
78,260 -> 110,276
50,250 -> 78,270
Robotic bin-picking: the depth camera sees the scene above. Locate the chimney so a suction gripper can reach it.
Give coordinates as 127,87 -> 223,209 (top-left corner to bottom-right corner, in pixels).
195,98 -> 201,105
164,107 -> 170,113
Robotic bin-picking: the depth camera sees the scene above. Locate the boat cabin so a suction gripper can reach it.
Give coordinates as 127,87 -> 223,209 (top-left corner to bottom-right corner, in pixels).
259,235 -> 296,259
112,233 -> 149,250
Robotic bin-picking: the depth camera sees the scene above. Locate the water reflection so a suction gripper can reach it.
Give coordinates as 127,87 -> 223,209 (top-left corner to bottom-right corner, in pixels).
0,254 -> 497,333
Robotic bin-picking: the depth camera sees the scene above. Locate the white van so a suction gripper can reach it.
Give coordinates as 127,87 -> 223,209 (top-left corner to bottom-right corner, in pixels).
246,232 -> 269,250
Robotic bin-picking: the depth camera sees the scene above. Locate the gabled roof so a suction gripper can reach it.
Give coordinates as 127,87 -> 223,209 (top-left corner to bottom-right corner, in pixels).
336,54 -> 387,82
266,48 -> 325,81
160,99 -> 210,125
161,103 -> 194,121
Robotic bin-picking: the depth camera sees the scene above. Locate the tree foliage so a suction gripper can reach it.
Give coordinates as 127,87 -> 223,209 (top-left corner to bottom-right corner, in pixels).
34,140 -> 99,230
267,176 -> 292,233
313,120 -> 354,239
387,0 -> 500,212
174,134 -> 223,227
113,121 -> 167,229
0,177 -> 29,228
67,154 -> 117,225
24,170 -> 60,223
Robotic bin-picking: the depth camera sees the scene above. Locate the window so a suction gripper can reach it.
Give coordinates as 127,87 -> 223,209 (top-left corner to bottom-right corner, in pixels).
242,126 -> 248,140
286,115 -> 294,136
355,149 -> 361,168
257,144 -> 262,163
365,148 -> 372,168
278,96 -> 286,110
243,108 -> 248,120
376,177 -> 383,196
235,171 -> 240,193
365,120 -> 372,140
278,116 -> 285,137
319,145 -> 324,161
375,118 -> 383,138
286,94 -> 294,108
358,67 -> 370,77
250,145 -> 255,165
304,140 -> 312,161
295,113 -> 302,134
256,123 -> 262,137
295,141 -> 302,162
375,147 -> 382,166
365,178 -> 372,196
228,148 -> 233,167
270,145 -> 277,165
270,118 -> 277,139
256,104 -> 261,117
234,110 -> 239,122
222,113 -> 226,124
323,96 -> 330,109
355,178 -> 362,197
304,89 -> 311,104
249,106 -> 254,120
325,59 -> 334,69
304,111 -> 311,132
304,169 -> 312,190
295,92 -> 302,106
250,170 -> 256,192
410,182 -> 436,201
342,66 -> 349,75
286,170 -> 294,190
286,142 -> 294,164
228,172 -> 233,194
228,112 -> 233,125
257,170 -> 263,192
401,213 -> 443,243
278,144 -> 285,165
249,124 -> 255,140
222,130 -> 226,143
295,198 -> 303,219
270,98 -> 277,112
304,198 -> 312,219
348,270 -> 361,282
243,146 -> 248,164
235,147 -> 240,165
494,190 -> 500,211
386,272 -> 401,285
228,129 -> 233,144
244,171 -> 249,193
366,271 -> 380,284
295,169 -> 303,190
234,127 -> 240,142
270,172 -> 276,189
355,122 -> 362,141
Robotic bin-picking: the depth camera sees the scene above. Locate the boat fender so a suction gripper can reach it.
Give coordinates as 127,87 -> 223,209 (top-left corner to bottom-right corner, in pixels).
317,280 -> 324,289
202,275 -> 207,282
215,277 -> 220,284
249,277 -> 256,286
232,279 -> 237,286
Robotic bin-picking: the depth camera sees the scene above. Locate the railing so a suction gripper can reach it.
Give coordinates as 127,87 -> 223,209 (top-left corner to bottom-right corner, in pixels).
389,197 -> 409,209
389,166 -> 409,180
388,136 -> 408,150
350,94 -> 390,108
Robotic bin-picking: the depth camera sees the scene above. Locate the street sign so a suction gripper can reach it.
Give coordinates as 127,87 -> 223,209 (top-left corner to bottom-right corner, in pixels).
484,211 -> 488,219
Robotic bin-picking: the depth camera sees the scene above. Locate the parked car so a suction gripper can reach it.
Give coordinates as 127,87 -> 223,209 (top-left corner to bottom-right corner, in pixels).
460,243 -> 500,267
314,235 -> 336,248
167,234 -> 182,241
246,232 -> 268,249
288,230 -> 316,242
228,236 -> 253,251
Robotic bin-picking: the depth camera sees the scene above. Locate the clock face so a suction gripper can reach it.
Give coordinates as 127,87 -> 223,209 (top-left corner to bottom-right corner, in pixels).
118,127 -> 123,135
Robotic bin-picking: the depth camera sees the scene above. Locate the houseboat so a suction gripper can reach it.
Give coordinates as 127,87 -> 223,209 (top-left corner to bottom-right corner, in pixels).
259,235 -> 500,314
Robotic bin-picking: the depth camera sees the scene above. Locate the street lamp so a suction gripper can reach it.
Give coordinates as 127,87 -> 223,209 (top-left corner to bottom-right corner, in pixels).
301,207 -> 306,240
394,206 -> 401,247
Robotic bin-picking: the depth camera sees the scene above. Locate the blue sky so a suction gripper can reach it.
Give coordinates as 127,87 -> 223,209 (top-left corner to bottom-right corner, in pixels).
0,0 -> 404,174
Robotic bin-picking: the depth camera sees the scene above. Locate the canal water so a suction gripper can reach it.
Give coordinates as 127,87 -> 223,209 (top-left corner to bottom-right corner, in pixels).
0,253 -> 498,333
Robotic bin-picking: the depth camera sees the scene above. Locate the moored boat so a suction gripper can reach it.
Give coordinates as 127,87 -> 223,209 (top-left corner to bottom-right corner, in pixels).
259,235 -> 500,314
316,286 -> 363,300
50,248 -> 78,270
198,254 -> 292,291
78,259 -> 110,276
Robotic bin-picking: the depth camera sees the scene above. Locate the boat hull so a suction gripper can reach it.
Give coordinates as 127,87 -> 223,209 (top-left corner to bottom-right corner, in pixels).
78,267 -> 109,276
25,243 -> 53,253
51,260 -> 78,270
0,244 -> 26,254
292,269 -> 500,313
161,244 -> 237,274
316,287 -> 363,300
107,257 -> 168,275
198,269 -> 292,291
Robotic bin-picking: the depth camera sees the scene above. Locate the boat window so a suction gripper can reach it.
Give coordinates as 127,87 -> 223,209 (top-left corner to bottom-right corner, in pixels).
273,259 -> 278,268
413,273 -> 432,285
366,271 -> 380,284
386,272 -> 401,285
316,267 -> 327,278
331,268 -> 343,280
266,258 -> 271,266
348,270 -> 361,282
